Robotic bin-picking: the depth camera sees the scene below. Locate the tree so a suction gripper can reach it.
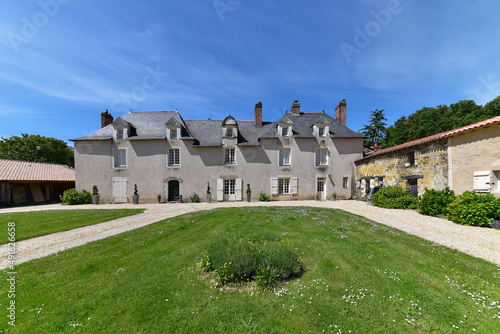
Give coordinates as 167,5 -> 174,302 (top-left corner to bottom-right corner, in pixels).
359,109 -> 387,147
0,133 -> 74,167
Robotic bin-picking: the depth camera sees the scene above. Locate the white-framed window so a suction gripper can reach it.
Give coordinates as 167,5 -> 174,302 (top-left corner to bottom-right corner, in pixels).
114,149 -> 127,168
315,148 -> 328,166
224,148 -> 235,164
278,178 -> 290,194
282,126 -> 289,136
224,179 -> 236,195
168,148 -> 180,166
279,148 -> 291,166
116,129 -> 125,140
170,128 -> 179,140
226,127 -> 233,137
318,126 -> 325,137
343,176 -> 349,188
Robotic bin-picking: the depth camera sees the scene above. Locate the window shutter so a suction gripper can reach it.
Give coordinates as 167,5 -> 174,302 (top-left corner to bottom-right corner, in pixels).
235,178 -> 243,201
473,171 -> 491,192
271,177 -> 278,195
291,177 -> 298,195
217,178 -> 224,201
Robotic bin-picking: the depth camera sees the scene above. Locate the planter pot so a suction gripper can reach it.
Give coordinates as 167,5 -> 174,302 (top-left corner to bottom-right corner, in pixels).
132,195 -> 139,204
92,195 -> 100,205
332,196 -> 336,201
206,194 -> 211,203
247,192 -> 251,202
492,220 -> 500,230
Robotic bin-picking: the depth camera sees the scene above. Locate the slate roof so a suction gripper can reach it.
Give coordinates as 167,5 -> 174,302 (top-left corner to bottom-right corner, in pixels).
72,109 -> 363,146
0,159 -> 75,182
356,115 -> 500,162
71,111 -> 191,141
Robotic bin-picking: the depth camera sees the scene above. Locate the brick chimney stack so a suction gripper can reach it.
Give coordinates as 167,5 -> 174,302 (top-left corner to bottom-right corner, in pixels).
291,100 -> 300,115
254,102 -> 262,126
335,99 -> 346,126
101,110 -> 114,128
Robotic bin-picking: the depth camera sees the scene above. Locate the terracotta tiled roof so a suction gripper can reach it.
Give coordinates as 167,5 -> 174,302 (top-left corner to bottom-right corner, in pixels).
357,115 -> 500,162
0,160 -> 75,182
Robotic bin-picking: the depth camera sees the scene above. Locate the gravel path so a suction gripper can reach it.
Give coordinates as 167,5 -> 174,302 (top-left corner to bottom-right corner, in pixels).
1,200 -> 499,269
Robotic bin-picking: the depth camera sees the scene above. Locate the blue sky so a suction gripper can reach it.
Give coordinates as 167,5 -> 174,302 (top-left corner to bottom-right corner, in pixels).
1,0 -> 500,144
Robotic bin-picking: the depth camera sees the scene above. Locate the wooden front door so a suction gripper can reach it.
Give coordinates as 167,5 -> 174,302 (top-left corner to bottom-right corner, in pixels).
317,177 -> 326,200
223,179 -> 236,201
112,177 -> 128,203
408,179 -> 418,197
168,180 -> 179,202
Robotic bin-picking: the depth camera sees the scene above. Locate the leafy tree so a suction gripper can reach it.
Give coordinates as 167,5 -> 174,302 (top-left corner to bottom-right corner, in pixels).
0,133 -> 74,167
359,109 -> 387,147
384,97 -> 500,147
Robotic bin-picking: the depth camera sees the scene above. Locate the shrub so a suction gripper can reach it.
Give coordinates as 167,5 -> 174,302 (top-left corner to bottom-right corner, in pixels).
189,193 -> 200,203
419,187 -> 455,216
258,191 -> 270,202
92,185 -> 99,196
447,191 -> 500,227
60,188 -> 91,205
371,186 -> 418,209
199,231 -> 303,290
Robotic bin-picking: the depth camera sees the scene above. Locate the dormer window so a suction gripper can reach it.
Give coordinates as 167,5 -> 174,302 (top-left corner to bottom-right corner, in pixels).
282,126 -> 289,136
318,126 -> 325,137
226,127 -> 233,137
116,128 -> 125,140
170,128 -> 179,140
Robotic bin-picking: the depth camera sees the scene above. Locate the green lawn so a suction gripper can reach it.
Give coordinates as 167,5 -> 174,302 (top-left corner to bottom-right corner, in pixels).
0,209 -> 145,244
1,207 -> 499,333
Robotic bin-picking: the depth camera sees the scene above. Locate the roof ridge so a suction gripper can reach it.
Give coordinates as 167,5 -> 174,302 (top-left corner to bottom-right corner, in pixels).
0,159 -> 74,168
130,110 -> 178,113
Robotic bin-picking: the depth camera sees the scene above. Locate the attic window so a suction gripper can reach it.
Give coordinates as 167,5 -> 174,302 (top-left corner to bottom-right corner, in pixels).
116,129 -> 125,140
318,126 -> 325,137
170,128 -> 178,140
281,126 -> 289,136
226,127 -> 233,137
407,152 -> 415,166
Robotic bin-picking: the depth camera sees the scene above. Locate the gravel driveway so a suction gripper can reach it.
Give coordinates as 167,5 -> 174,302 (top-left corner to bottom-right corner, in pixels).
1,200 -> 499,269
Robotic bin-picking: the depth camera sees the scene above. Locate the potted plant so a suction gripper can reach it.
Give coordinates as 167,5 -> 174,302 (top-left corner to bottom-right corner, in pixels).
91,185 -> 100,205
331,192 -> 337,201
315,192 -> 320,201
178,195 -> 183,203
132,184 -> 139,204
246,183 -> 251,202
157,194 -> 162,203
206,182 -> 212,203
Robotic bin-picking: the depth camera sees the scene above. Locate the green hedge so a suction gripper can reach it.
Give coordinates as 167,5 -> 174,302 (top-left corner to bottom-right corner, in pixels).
371,186 -> 418,209
447,191 -> 500,227
419,187 -> 455,216
60,188 -> 91,205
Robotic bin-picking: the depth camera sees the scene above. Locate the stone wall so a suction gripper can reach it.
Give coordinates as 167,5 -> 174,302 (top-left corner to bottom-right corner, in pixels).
355,139 -> 448,199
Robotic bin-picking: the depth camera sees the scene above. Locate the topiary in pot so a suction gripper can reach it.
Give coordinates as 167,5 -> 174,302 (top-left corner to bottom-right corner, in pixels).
132,184 -> 139,204
92,185 -> 100,205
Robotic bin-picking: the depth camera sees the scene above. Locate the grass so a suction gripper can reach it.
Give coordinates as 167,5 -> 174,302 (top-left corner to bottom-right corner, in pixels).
1,206 -> 499,333
0,209 -> 145,244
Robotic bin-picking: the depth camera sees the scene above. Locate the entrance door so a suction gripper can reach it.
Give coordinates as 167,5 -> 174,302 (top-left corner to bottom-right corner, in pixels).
408,179 -> 418,197
317,177 -> 326,200
112,177 -> 128,203
223,179 -> 236,201
168,180 -> 180,202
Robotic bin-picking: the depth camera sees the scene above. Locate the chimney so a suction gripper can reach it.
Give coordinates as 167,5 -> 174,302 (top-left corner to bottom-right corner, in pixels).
101,110 -> 114,128
335,99 -> 346,126
370,143 -> 382,151
254,102 -> 262,126
291,100 -> 300,115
